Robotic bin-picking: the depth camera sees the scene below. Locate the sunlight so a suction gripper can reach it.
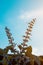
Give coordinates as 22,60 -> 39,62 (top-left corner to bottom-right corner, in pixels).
19,8 -> 43,20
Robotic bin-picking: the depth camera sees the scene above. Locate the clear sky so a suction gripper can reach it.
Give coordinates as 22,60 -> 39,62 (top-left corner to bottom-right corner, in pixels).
0,0 -> 43,56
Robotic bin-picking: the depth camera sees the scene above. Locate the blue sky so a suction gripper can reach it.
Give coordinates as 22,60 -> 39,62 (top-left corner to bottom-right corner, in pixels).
0,0 -> 43,55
